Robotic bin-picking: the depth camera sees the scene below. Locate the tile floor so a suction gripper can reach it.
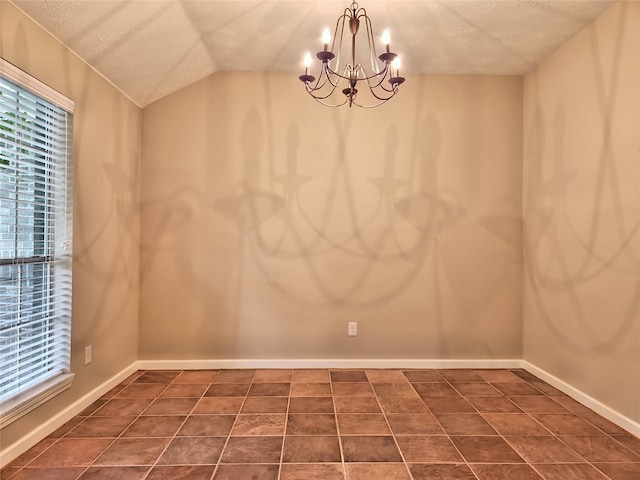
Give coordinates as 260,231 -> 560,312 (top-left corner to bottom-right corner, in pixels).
2,368 -> 639,479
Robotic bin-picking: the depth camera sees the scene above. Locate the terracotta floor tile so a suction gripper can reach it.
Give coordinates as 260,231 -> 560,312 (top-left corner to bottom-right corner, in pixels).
142,398 -> 198,415
559,435 -> 640,462
402,370 -> 446,383
290,383 -> 332,397
204,383 -> 251,397
440,370 -> 484,382
467,396 -> 522,413
134,371 -> 180,384
341,436 -> 402,462
241,396 -> 289,413
159,384 -> 208,398
475,370 -> 522,382
289,396 -> 334,413
504,435 -> 585,463
533,463 -> 609,479
231,414 -> 286,436
213,370 -> 255,383
408,463 -> 476,479
334,397 -> 381,413
115,384 -> 166,399
365,370 -> 409,383
553,395 -> 594,413
451,382 -> 501,396
94,399 -> 153,417
79,399 -> 108,416
94,438 -> 171,466
492,382 -> 544,396
253,369 -> 293,383
579,413 -> 630,434
283,435 -> 342,462
611,433 -> 640,454
50,418 -> 84,437
157,437 -> 225,465
280,463 -> 344,480
6,467 -> 85,480
372,383 -> 417,397
435,413 -> 497,435
482,413 -> 551,436
77,466 -> 150,480
101,385 -> 125,399
422,396 -> 476,414
512,370 -> 542,382
29,439 -> 112,467
178,415 -> 236,436
510,396 -> 570,414
450,436 -> 524,463
337,414 -> 390,435
145,465 -> 216,480
8,368 -> 637,480
172,370 -> 220,384
386,413 -> 443,434
378,396 -> 428,414
220,436 -> 283,463
470,464 -> 542,479
413,383 -> 459,397
122,415 -> 186,437
248,383 -> 291,397
345,463 -> 411,479
533,414 -> 601,435
66,417 -> 135,438
332,383 -> 374,397
287,414 -> 337,435
593,463 -> 640,480
396,435 -> 463,463
292,370 -> 331,383
330,370 -> 368,383
530,382 -> 563,395
8,438 -> 58,465
213,464 -> 279,480
193,397 -> 243,414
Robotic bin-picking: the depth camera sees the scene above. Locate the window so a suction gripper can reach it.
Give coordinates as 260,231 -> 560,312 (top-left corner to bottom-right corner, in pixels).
0,59 -> 74,427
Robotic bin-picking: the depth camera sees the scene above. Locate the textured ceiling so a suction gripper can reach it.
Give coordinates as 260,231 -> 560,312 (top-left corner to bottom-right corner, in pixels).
11,0 -> 615,107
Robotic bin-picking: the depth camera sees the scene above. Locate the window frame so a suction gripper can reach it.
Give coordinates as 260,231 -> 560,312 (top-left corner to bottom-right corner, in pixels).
0,59 -> 74,428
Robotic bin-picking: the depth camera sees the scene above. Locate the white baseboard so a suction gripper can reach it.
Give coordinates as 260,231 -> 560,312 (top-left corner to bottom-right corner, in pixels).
523,361 -> 640,438
137,358 -> 524,370
0,362 -> 139,467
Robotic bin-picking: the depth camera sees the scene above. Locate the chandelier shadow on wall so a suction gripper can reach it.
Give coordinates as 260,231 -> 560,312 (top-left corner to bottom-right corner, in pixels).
299,1 -> 405,108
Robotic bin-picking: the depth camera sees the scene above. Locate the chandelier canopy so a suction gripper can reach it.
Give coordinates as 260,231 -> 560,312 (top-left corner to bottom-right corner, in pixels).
299,1 -> 405,108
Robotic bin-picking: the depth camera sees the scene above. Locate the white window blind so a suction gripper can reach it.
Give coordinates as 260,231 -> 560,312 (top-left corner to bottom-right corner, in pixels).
0,59 -> 74,427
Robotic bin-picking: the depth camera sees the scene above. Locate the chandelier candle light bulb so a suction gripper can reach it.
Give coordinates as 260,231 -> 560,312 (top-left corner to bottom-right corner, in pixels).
382,29 -> 391,53
322,28 -> 332,51
298,1 -> 406,108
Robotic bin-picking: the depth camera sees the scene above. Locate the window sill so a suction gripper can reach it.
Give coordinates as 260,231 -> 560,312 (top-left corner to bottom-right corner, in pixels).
0,374 -> 75,429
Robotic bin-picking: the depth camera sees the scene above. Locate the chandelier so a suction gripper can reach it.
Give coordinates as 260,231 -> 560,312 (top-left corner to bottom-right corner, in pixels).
299,1 -> 405,108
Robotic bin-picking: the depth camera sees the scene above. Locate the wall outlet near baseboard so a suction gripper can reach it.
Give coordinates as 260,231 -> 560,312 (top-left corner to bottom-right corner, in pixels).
348,322 -> 358,336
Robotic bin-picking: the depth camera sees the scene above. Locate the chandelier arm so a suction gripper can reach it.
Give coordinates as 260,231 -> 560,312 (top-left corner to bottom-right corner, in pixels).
306,85 -> 340,101
351,97 -> 394,108
311,94 -> 350,108
360,10 -> 380,74
325,63 -> 390,84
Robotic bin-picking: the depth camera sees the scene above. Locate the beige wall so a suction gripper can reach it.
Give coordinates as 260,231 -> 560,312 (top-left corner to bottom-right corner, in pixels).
0,2 -> 142,449
523,1 -> 639,423
140,73 -> 523,360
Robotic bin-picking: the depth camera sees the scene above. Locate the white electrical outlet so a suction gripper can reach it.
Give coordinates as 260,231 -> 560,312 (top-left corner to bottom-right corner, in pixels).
84,345 -> 92,365
348,322 -> 358,336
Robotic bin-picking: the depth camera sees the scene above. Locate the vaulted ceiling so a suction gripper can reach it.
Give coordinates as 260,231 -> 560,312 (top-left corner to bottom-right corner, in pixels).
11,0 -> 615,107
